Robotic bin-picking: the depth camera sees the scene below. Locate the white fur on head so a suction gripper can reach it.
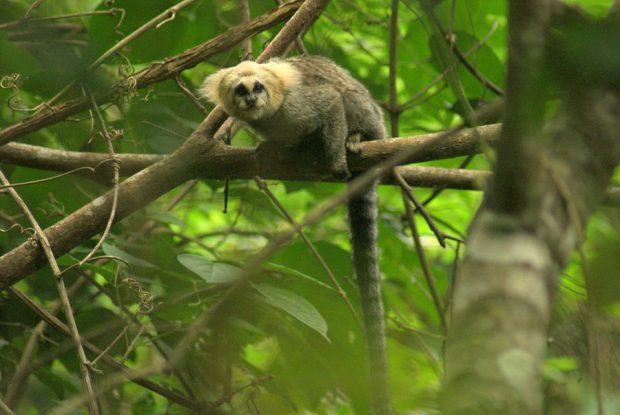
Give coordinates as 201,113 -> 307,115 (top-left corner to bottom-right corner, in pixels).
200,60 -> 300,120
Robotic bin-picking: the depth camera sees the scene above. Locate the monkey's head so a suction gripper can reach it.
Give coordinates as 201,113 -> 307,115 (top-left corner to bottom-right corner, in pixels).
200,60 -> 300,121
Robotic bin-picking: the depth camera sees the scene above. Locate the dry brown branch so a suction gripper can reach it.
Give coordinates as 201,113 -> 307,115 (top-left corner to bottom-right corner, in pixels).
0,124 -> 501,179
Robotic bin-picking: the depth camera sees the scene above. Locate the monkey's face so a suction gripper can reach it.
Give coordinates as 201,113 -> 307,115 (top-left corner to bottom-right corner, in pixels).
201,60 -> 298,122
230,77 -> 270,120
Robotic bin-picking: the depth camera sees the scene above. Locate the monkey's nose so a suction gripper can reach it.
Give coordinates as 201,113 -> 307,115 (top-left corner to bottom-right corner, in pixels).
244,96 -> 257,106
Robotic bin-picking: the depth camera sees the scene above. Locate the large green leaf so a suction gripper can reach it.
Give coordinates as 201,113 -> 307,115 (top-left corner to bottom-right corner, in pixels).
178,254 -> 244,283
253,283 -> 330,342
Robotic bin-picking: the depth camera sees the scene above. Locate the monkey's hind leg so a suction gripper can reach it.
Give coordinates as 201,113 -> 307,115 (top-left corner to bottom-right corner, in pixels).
320,93 -> 350,180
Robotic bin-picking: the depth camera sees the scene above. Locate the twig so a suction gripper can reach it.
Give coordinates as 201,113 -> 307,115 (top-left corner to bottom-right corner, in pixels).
174,76 -> 208,115
0,170 -> 101,415
39,0 -> 200,109
0,2 -> 301,145
4,277 -> 86,408
444,239 -> 462,321
393,168 -> 446,247
412,1 -> 503,97
74,93 -> 120,267
421,154 -> 475,207
77,269 -> 198,399
388,0 -> 400,136
240,0 -> 252,58
90,317 -> 134,367
24,0 -> 46,19
401,189 -> 448,332
0,167 -> 95,190
0,398 -> 16,415
274,0 -> 309,54
254,177 -> 363,329
0,9 -> 125,31
120,325 -> 146,362
8,287 -> 199,409
399,20 -> 500,111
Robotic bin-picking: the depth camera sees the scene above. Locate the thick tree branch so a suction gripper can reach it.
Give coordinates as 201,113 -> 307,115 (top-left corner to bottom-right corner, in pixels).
488,0 -> 551,217
442,1 -> 620,413
0,124 -> 500,179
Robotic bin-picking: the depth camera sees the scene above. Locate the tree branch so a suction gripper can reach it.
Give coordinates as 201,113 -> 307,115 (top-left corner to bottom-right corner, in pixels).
0,1 -> 301,145
0,124 -> 500,179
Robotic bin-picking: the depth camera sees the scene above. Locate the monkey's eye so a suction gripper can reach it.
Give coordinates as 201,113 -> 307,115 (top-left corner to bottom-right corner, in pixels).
234,85 -> 248,96
253,83 -> 263,93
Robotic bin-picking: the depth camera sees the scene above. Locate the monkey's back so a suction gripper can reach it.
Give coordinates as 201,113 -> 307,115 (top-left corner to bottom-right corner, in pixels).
284,56 -> 387,142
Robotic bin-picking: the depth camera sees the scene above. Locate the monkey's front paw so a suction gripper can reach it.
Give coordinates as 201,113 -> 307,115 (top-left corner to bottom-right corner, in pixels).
346,133 -> 363,154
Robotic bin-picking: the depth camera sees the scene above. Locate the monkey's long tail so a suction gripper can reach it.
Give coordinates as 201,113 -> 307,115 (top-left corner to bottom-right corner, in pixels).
348,182 -> 391,415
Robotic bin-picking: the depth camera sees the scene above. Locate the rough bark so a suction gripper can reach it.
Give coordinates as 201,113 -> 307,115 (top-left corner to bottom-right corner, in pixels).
442,0 -> 620,413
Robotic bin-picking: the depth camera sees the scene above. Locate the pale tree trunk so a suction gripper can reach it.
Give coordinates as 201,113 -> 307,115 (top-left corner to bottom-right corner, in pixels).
442,1 -> 620,414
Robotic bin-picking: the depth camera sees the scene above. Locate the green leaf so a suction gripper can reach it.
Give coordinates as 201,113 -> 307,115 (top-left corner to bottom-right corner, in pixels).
253,283 -> 330,342
264,262 -> 335,291
102,243 -> 155,268
178,254 -> 244,283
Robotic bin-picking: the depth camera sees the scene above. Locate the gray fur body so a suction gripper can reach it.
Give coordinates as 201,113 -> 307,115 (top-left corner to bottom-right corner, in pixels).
250,56 -> 386,179
201,56 -> 391,414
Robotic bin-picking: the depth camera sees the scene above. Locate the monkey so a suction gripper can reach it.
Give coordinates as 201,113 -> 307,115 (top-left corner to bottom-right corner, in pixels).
201,56 -> 391,415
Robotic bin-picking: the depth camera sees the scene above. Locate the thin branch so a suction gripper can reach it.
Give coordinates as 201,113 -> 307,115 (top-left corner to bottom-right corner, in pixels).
75,94 -> 120,267
40,0 -> 200,109
8,287 -> 199,409
274,0 -> 309,54
401,189 -> 448,332
0,1 -> 301,145
415,0 -> 503,96
399,20 -> 499,111
421,154 -> 475,207
393,168 -> 446,247
254,177 -> 363,329
0,398 -> 16,415
0,167 -> 95,189
174,76 -> 208,115
240,0 -> 252,58
0,170 -> 100,415
4,277 -> 86,408
0,9 -> 125,31
388,0 -> 400,136
23,0 -> 46,19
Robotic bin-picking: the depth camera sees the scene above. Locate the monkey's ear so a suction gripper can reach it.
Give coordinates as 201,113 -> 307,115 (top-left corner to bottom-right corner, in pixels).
263,60 -> 300,92
199,68 -> 230,105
